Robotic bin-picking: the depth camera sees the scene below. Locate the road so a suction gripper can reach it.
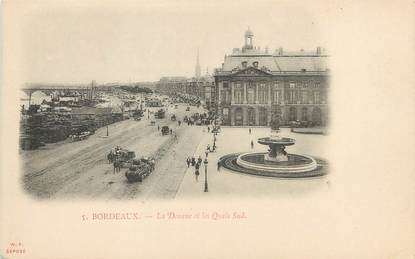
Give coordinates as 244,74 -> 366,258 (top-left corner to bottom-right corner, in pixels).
21,104 -> 206,200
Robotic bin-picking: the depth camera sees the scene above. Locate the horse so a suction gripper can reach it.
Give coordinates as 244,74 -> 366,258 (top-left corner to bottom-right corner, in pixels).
113,159 -> 122,173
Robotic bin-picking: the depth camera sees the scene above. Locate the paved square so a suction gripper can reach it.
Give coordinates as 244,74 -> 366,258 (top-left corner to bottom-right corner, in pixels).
176,127 -> 330,199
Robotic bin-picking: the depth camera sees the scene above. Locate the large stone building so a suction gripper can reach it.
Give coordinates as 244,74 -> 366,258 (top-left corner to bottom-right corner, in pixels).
214,28 -> 329,126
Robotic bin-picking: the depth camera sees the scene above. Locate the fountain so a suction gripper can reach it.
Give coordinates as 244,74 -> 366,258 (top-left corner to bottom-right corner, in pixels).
220,114 -> 327,178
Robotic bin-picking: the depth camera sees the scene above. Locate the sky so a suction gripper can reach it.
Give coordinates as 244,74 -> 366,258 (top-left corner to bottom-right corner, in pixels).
17,0 -> 330,84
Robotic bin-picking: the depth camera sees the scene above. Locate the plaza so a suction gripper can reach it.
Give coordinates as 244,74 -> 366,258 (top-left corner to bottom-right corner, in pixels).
176,127 -> 329,199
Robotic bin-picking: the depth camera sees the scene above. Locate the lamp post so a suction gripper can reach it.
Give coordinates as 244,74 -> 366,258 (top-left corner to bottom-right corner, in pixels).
204,158 -> 208,192
106,125 -> 109,136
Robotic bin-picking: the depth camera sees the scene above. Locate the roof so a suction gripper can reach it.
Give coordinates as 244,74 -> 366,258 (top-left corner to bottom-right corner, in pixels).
219,53 -> 329,73
274,56 -> 329,72
222,54 -> 279,71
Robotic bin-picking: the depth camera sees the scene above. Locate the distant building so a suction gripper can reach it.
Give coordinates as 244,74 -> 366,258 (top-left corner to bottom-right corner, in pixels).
214,28 -> 329,126
155,74 -> 215,109
155,77 -> 188,96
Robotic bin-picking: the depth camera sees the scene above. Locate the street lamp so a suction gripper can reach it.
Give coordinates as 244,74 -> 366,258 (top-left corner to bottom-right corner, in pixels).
203,158 -> 209,192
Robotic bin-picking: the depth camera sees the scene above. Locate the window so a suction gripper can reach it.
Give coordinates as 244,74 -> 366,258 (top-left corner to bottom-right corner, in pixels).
289,91 -> 294,104
258,83 -> 268,104
223,82 -> 229,88
314,82 -> 320,88
302,91 -> 308,103
221,90 -> 227,103
247,84 -> 255,104
301,107 -> 308,121
253,61 -> 259,68
274,91 -> 280,104
234,83 -> 243,104
242,61 -> 247,68
274,81 -> 281,89
289,82 -> 295,88
314,91 -> 320,104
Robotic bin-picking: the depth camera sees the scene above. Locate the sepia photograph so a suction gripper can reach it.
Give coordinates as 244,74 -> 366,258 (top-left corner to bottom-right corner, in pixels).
18,4 -> 330,200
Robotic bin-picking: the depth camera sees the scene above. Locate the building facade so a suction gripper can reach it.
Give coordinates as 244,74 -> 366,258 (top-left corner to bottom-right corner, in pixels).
155,77 -> 187,96
214,29 -> 329,127
156,74 -> 215,109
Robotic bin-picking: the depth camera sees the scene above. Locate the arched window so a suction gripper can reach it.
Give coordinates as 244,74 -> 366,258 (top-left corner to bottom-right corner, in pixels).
234,107 -> 243,126
301,107 -> 308,121
248,108 -> 256,126
259,107 -> 268,126
289,107 -> 297,121
312,107 -> 322,125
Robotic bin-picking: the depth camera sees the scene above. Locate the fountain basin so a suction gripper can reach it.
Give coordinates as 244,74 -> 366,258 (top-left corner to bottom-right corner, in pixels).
220,152 -> 326,178
237,152 -> 317,173
257,137 -> 295,146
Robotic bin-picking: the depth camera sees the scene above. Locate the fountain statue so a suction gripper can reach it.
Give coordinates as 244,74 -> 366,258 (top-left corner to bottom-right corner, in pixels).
258,114 -> 292,162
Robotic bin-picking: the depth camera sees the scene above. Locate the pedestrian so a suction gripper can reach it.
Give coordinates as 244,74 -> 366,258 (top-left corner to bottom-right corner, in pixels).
212,145 -> 216,152
195,162 -> 200,179
191,157 -> 196,166
205,150 -> 208,158
207,126 -> 210,133
251,140 -> 254,149
117,162 -> 121,173
197,156 -> 202,165
249,128 -> 251,134
113,159 -> 117,174
170,129 -> 173,135
186,157 -> 191,168
207,144 -> 210,151
107,152 -> 113,163
195,167 -> 200,182
217,160 -> 221,171
157,125 -> 160,131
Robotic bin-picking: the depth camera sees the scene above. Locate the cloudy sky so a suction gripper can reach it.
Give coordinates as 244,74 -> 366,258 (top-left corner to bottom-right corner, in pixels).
15,0 -> 330,84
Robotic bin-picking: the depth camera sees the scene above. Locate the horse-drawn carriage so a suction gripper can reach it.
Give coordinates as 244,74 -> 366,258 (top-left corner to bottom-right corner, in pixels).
125,157 -> 156,182
161,126 -> 170,135
155,109 -> 165,119
107,147 -> 136,169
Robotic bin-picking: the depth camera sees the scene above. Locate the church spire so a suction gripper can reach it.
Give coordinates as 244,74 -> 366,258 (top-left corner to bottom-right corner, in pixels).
195,48 -> 201,78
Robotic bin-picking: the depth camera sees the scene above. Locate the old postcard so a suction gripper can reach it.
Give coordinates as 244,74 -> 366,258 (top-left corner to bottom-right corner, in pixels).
0,0 -> 414,258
